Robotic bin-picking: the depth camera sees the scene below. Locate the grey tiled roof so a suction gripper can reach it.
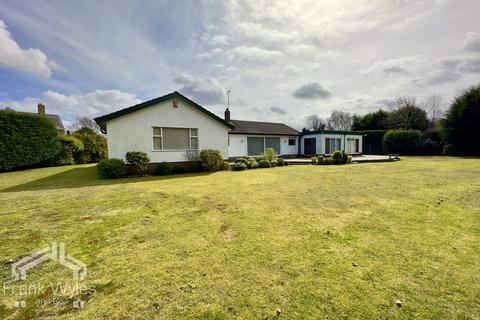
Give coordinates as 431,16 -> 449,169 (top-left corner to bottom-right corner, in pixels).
229,119 -> 299,135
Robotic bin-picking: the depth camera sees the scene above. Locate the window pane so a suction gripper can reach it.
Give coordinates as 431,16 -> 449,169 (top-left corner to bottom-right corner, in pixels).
153,127 -> 162,135
265,137 -> 280,154
153,137 -> 162,150
190,128 -> 198,136
163,128 -> 190,149
248,137 -> 264,156
190,137 -> 198,149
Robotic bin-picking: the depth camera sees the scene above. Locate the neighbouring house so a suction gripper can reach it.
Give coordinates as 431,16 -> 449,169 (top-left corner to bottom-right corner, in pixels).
94,91 -> 361,163
5,104 -> 65,133
300,130 -> 363,156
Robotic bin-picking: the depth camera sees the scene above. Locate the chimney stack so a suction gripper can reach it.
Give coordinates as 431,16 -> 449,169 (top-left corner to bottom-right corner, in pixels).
37,103 -> 46,117
224,108 -> 231,122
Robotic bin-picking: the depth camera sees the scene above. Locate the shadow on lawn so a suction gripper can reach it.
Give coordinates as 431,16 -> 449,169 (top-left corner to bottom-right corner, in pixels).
1,166 -> 213,192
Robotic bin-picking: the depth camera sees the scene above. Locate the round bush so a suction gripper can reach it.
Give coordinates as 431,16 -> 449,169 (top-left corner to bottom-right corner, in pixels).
258,160 -> 271,168
317,155 -> 325,165
234,157 -> 249,167
331,151 -> 344,164
232,162 -> 247,171
200,149 -> 224,172
126,151 -> 150,176
97,158 -> 126,179
277,158 -> 285,166
155,162 -> 172,176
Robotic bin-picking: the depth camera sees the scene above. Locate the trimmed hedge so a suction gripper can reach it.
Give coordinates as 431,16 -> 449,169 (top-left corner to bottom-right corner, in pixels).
97,158 -> 126,179
0,110 -> 60,170
383,129 -> 422,155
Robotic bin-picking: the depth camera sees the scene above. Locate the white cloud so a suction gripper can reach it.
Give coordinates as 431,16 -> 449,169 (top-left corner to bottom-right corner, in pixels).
0,89 -> 141,119
229,46 -> 283,61
0,20 -> 57,78
464,32 -> 480,52
362,56 -> 426,76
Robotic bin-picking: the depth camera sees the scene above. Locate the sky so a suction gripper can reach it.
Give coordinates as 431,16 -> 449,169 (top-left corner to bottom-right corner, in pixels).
0,0 -> 479,130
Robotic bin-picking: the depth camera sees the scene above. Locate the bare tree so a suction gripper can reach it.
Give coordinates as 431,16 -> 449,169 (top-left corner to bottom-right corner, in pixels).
327,110 -> 352,131
305,114 -> 326,131
421,95 -> 444,123
71,117 -> 101,133
386,96 -> 417,111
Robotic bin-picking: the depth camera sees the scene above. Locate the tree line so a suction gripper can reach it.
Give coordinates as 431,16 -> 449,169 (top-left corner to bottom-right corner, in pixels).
303,84 -> 480,156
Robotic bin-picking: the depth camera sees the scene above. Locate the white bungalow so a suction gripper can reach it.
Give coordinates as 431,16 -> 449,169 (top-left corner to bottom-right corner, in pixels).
94,91 -> 361,163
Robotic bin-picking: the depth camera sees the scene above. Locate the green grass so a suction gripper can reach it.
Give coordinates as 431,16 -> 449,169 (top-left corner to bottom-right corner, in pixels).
0,157 -> 479,319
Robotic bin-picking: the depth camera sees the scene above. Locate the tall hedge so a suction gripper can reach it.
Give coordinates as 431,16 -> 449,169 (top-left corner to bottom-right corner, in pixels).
441,84 -> 480,155
0,110 -> 59,170
382,129 -> 422,155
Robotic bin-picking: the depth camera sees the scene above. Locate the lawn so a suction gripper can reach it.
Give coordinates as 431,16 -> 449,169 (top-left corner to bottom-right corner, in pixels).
0,157 -> 479,319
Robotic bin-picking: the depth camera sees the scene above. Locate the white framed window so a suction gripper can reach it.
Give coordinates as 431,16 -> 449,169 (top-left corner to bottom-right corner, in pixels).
288,138 -> 296,146
152,127 -> 199,150
325,138 -> 341,154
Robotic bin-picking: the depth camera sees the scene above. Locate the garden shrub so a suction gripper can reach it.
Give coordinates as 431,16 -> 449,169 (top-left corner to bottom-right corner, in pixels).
347,156 -> 352,164
232,162 -> 247,171
222,162 -> 231,171
73,127 -> 107,163
155,162 -> 172,175
200,149 -> 224,172
0,110 -> 60,170
419,139 -> 442,155
97,158 -> 126,179
258,159 -> 271,168
277,158 -> 285,166
270,160 -> 277,167
332,151 -> 344,164
263,148 -> 278,162
341,150 -> 349,164
234,157 -> 249,167
55,135 -> 84,166
311,156 -> 318,164
317,155 -> 325,165
125,151 -> 150,176
323,157 -> 336,165
248,158 -> 258,169
383,129 -> 422,155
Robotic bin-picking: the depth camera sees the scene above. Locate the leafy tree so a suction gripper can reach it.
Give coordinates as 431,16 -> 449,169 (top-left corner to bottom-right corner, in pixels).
387,105 -> 429,131
0,110 -> 59,170
73,127 -> 107,163
55,135 -> 84,165
352,110 -> 389,130
441,84 -> 480,155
